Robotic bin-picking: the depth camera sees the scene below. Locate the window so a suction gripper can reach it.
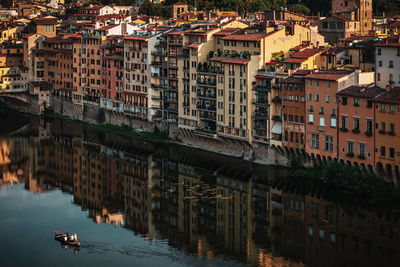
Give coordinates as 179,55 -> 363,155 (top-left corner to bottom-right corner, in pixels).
342,97 -> 347,105
309,113 -> 314,124
381,104 -> 386,111
390,148 -> 395,159
315,94 -> 319,102
381,146 -> 386,157
311,133 -> 319,148
381,122 -> 386,131
316,80 -> 320,87
308,80 -> 312,86
377,48 -> 381,55
325,136 -> 334,151
319,117 -> 325,126
367,100 -> 373,108
389,60 -> 394,68
354,118 -> 360,130
379,61 -> 382,67
366,120 -> 373,133
354,98 -> 360,106
377,73 -> 381,81
348,141 -> 354,154
390,105 -> 395,112
331,118 -> 337,128
326,95 -> 330,103
326,81 -> 330,88
341,116 -> 348,129
390,123 -> 395,133
319,229 -> 325,239
359,143 -> 366,157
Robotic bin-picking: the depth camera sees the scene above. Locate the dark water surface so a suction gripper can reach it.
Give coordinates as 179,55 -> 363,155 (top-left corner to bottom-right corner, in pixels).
1,108 -> 400,267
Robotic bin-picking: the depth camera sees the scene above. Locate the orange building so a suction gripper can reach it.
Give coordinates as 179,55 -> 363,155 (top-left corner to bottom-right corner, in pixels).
336,85 -> 384,167
101,37 -> 124,107
282,70 -> 310,151
374,87 -> 400,178
42,35 -> 74,99
305,70 -> 354,160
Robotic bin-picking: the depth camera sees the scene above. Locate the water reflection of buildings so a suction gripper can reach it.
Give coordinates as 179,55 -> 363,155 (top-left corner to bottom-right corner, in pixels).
0,138 -> 28,188
4,126 -> 400,267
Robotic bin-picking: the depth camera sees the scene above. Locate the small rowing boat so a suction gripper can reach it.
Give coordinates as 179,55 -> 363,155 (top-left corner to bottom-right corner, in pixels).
54,231 -> 81,248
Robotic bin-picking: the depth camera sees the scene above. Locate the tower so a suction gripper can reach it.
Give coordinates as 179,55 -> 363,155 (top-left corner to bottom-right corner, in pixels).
331,0 -> 373,35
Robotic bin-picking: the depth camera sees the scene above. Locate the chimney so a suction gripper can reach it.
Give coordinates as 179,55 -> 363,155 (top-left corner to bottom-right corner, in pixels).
355,69 -> 359,85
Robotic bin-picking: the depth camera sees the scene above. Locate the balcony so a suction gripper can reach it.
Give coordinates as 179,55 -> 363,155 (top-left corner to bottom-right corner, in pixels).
197,104 -> 216,111
199,114 -> 216,122
197,79 -> 216,87
151,83 -> 166,90
272,115 -> 282,121
257,70 -> 277,78
151,61 -> 166,67
197,92 -> 216,99
317,125 -> 326,132
253,98 -> 269,106
169,64 -> 178,69
151,95 -> 161,100
253,112 -> 268,119
272,96 -> 282,104
254,124 -> 268,130
169,75 -> 178,80
197,66 -> 224,75
253,85 -> 270,91
151,50 -> 165,56
169,86 -> 178,92
151,72 -> 161,78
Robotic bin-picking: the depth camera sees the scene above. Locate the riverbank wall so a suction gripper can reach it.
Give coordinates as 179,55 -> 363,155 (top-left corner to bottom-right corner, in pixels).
1,94 -> 392,181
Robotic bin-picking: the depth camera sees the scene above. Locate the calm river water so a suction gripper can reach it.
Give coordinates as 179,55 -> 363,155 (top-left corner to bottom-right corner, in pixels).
0,108 -> 399,267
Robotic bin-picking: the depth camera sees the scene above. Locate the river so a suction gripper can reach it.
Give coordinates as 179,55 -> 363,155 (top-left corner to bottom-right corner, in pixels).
0,108 -> 399,267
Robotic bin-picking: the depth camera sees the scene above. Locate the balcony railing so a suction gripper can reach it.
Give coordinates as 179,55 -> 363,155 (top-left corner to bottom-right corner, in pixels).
197,67 -> 224,75
197,104 -> 216,111
253,98 -> 269,106
197,92 -> 216,99
197,79 -> 216,86
272,115 -> 282,121
253,112 -> 268,118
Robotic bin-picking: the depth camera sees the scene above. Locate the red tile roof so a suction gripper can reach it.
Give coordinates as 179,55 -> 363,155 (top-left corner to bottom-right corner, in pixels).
337,85 -> 385,98
209,57 -> 250,65
213,28 -> 240,36
375,87 -> 400,104
123,36 -> 149,41
306,70 -> 353,81
97,24 -> 119,31
33,18 -> 58,25
188,43 -> 200,48
221,30 -> 277,41
283,58 -> 307,64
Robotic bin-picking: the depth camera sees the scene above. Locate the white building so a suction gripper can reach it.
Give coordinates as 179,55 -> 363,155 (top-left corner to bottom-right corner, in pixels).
375,38 -> 400,88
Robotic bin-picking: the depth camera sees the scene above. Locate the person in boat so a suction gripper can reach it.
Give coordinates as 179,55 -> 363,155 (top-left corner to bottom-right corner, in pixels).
68,234 -> 74,242
73,233 -> 78,241
64,232 -> 69,242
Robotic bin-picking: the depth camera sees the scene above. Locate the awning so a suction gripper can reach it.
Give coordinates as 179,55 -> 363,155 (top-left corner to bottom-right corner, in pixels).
271,122 -> 282,134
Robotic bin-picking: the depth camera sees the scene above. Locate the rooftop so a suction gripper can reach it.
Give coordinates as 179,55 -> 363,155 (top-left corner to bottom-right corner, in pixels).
375,87 -> 400,104
306,70 -> 353,81
337,85 -> 385,98
209,57 -> 250,65
221,30 -> 278,41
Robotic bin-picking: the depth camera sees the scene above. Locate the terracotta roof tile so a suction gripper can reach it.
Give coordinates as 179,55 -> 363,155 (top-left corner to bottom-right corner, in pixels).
337,85 -> 385,98
221,30 -> 277,41
209,57 -> 250,65
97,24 -> 119,31
306,70 -> 353,81
375,87 -> 400,104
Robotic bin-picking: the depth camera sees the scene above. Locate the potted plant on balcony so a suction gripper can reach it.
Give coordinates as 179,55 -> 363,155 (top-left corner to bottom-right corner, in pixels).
347,152 -> 354,158
357,154 -> 366,159
365,130 -> 373,137
352,128 -> 360,134
340,127 -> 348,132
